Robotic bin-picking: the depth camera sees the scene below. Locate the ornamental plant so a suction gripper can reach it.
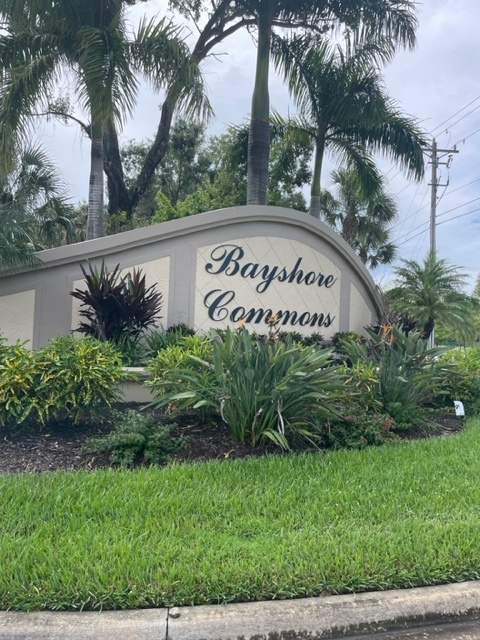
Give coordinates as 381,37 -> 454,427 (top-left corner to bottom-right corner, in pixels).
324,412 -> 396,450
341,325 -> 455,424
85,410 -> 182,467
71,261 -> 163,346
0,336 -> 125,426
437,347 -> 480,415
150,328 -> 342,450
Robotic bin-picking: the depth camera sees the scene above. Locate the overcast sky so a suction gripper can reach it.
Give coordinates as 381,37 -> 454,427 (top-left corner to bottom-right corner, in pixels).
35,0 -> 480,290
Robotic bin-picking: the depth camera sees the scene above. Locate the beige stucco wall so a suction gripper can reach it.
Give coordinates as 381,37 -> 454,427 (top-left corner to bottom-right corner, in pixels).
350,283 -> 375,335
0,290 -> 36,347
195,237 -> 341,337
0,206 -> 382,347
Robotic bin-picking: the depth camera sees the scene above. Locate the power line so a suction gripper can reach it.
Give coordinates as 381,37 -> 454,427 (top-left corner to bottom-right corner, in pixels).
395,221 -> 429,244
437,206 -> 480,226
430,95 -> 480,135
436,196 -> 480,219
397,205 -> 480,246
439,176 -> 480,196
396,226 -> 429,248
390,184 -> 428,236
440,104 -> 480,133
453,126 -> 480,147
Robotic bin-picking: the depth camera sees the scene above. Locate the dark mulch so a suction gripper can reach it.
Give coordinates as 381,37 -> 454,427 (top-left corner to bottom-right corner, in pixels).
0,407 -> 465,474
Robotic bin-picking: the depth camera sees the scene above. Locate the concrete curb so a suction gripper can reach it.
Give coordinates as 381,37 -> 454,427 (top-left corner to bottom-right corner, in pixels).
1,581 -> 480,640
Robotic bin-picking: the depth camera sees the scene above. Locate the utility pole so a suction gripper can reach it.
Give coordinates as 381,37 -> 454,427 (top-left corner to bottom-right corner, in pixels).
427,139 -> 459,347
428,138 -> 459,254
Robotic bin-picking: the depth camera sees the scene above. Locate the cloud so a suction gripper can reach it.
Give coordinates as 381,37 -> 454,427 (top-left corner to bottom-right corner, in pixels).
30,0 -> 480,287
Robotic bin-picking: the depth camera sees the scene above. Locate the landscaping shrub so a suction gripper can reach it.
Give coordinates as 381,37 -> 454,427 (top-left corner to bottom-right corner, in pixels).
0,340 -> 39,425
150,328 -> 342,450
0,336 -> 125,426
143,323 -> 195,357
37,336 -> 125,422
85,410 -> 182,467
341,325 -> 454,426
148,334 -> 214,384
438,347 -> 480,415
337,360 -> 382,413
324,412 -> 397,449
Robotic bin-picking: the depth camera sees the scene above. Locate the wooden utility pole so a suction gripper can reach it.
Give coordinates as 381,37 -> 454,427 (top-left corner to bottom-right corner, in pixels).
428,139 -> 459,347
428,139 -> 459,254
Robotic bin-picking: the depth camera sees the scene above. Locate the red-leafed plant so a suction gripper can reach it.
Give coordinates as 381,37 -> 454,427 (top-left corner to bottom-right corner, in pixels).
71,261 -> 163,345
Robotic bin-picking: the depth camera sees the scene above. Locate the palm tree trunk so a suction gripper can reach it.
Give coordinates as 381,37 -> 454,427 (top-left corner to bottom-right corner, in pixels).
309,135 -> 325,219
87,117 -> 104,240
342,206 -> 359,248
247,8 -> 273,206
422,317 -> 435,341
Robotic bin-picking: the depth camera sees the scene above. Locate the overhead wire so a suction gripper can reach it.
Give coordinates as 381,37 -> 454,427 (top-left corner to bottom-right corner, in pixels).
429,95 -> 480,135
437,207 -> 480,226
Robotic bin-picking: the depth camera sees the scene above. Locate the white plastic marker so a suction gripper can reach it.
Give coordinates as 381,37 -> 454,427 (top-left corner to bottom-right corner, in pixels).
454,401 -> 465,417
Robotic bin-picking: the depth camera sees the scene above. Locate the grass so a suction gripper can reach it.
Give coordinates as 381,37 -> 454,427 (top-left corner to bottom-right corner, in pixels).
1,418 -> 480,611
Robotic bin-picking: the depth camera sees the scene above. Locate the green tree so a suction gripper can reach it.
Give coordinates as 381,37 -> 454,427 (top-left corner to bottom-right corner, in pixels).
388,252 -> 475,342
152,123 -> 312,221
0,146 -> 76,271
233,0 -> 418,206
105,0 -> 251,218
0,0 -> 205,239
321,166 -> 397,267
271,35 -> 426,218
120,119 -> 214,222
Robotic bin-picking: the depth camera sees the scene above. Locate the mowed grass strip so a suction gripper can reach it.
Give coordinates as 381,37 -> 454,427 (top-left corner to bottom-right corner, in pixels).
2,419 -> 480,611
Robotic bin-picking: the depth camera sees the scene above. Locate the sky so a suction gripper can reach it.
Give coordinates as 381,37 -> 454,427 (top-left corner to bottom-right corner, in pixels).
34,0 -> 480,291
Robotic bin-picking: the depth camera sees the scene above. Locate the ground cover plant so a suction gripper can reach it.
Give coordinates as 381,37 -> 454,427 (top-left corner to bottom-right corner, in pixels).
84,409 -> 182,467
0,417 -> 479,611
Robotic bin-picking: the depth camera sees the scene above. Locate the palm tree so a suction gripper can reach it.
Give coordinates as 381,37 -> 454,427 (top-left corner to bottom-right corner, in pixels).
233,0 -> 418,206
0,0 -> 206,239
0,145 -> 76,272
321,166 -> 397,267
388,252 -> 475,343
271,34 -> 426,218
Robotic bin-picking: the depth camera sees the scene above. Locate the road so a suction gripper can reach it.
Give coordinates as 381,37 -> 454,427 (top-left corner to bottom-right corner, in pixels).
347,616 -> 480,639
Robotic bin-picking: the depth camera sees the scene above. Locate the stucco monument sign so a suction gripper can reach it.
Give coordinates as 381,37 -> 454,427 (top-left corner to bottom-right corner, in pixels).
0,206 -> 382,347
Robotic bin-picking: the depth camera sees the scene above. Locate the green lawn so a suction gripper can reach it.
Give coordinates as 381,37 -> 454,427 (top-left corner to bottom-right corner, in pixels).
2,418 -> 480,611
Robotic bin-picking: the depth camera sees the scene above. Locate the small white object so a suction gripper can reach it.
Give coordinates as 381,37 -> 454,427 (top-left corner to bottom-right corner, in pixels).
454,400 -> 465,417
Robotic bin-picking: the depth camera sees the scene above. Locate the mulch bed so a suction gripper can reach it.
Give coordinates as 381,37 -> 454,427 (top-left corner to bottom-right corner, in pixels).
0,407 -> 464,474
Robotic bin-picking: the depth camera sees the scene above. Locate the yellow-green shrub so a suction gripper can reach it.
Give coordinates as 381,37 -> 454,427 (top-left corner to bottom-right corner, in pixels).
0,336 -> 126,426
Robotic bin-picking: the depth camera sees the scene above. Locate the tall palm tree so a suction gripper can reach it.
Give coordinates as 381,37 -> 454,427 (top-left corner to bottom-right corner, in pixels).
388,252 -> 475,342
321,166 -> 397,267
0,0 -> 206,239
232,0 -> 418,206
271,34 -> 426,218
0,145 -> 75,272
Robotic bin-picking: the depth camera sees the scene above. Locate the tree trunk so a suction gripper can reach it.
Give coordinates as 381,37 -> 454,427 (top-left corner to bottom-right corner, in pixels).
422,317 -> 435,341
247,9 -> 272,206
102,1 -> 242,219
87,117 -> 104,240
309,136 -> 325,219
342,208 -> 359,248
104,122 -> 131,216
130,92 -> 176,214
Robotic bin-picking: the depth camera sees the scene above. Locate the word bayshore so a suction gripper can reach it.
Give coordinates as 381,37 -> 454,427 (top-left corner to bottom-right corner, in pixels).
202,244 -> 337,329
